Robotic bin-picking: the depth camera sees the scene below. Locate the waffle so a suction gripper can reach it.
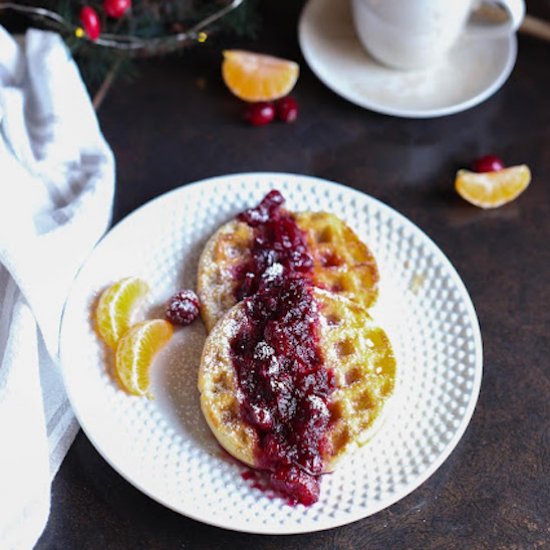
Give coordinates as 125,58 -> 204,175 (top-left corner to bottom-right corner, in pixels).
198,288 -> 396,472
296,212 -> 379,310
197,211 -> 379,332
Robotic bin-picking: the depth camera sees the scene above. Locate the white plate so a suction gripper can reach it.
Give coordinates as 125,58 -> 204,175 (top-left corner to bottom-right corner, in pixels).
299,0 -> 516,118
60,173 -> 482,534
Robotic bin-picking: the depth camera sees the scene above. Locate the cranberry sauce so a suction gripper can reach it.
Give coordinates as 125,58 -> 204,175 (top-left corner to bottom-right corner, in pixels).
230,273 -> 335,505
230,191 -> 336,504
234,190 -> 313,301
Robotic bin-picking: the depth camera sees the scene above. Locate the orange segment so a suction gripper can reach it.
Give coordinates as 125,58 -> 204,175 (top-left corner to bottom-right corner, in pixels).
115,319 -> 173,398
95,277 -> 149,349
222,50 -> 299,102
455,165 -> 531,209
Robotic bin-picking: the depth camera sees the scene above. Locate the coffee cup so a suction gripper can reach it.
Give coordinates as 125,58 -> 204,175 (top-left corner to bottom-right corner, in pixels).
351,0 -> 525,70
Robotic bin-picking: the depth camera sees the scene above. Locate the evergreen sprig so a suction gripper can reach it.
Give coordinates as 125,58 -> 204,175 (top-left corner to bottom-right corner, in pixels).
0,0 -> 260,89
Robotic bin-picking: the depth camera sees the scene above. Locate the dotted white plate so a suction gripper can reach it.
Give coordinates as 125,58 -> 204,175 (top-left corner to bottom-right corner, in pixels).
299,0 -> 516,118
60,173 -> 482,534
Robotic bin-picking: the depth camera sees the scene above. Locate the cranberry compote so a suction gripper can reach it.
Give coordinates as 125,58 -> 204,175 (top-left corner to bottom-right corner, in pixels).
235,190 -> 313,300
230,277 -> 335,505
229,191 -> 336,505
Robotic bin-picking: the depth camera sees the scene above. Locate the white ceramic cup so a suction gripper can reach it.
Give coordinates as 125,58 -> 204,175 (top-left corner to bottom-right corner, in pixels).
351,0 -> 525,70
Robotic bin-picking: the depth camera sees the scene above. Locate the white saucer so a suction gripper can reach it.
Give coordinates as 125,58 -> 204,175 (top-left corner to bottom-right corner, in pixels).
298,0 -> 517,118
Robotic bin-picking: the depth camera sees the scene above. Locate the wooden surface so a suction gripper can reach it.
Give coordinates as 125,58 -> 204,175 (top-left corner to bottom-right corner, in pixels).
37,1 -> 549,548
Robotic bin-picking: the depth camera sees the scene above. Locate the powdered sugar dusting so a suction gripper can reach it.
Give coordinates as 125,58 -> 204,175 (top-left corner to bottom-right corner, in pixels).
254,341 -> 274,361
197,220 -> 253,331
262,262 -> 283,283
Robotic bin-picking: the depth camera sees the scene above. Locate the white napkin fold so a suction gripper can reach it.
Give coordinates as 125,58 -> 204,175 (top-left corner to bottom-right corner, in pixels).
0,27 -> 115,549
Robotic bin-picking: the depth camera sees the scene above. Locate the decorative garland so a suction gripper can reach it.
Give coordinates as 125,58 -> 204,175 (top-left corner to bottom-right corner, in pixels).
0,1 -> 247,56
0,1 -> 259,102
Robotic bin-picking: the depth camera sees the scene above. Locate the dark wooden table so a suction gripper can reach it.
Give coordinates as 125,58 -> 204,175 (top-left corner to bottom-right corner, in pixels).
36,1 -> 550,548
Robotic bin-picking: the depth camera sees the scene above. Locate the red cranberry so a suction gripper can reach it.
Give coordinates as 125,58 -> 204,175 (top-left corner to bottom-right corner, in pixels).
80,6 -> 101,41
104,0 -> 131,18
275,97 -> 299,123
472,155 -> 505,173
244,102 -> 275,126
165,289 -> 200,326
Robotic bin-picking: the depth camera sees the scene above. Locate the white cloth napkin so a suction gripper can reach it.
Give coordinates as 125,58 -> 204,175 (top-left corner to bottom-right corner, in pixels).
0,27 -> 115,549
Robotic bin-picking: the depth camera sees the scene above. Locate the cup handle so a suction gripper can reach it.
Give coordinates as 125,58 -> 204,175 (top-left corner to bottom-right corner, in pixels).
465,0 -> 525,38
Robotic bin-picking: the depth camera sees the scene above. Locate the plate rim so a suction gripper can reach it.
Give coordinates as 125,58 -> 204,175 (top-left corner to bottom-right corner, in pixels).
60,171 -> 483,534
298,0 -> 517,119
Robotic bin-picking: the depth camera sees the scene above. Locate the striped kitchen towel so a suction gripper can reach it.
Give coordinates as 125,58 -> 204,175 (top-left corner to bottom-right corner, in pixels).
0,27 -> 115,549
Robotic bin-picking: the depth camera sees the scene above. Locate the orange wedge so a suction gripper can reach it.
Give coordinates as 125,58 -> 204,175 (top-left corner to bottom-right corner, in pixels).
455,165 -> 531,209
222,50 -> 299,102
95,277 -> 149,349
115,319 -> 173,397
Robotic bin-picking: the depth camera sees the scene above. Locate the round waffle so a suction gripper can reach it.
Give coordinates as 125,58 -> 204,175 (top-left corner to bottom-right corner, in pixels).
197,211 -> 379,332
297,212 -> 379,310
198,288 -> 396,472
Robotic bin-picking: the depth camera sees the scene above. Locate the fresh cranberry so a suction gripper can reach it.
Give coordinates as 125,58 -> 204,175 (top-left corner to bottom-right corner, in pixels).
244,102 -> 275,126
104,0 -> 131,18
80,6 -> 101,41
275,96 -> 299,123
165,289 -> 200,326
472,154 -> 505,173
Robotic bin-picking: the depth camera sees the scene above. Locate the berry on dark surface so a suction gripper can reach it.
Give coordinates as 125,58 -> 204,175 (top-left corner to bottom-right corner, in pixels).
275,96 -> 299,123
472,154 -> 505,173
244,102 -> 275,126
165,289 -> 200,326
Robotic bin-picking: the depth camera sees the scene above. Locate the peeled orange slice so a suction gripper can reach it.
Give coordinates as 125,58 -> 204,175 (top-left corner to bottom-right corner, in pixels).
455,165 -> 531,209
95,277 -> 149,349
115,319 -> 173,397
222,50 -> 299,102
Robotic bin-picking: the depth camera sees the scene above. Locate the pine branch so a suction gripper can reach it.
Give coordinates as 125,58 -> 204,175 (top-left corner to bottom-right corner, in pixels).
0,0 -> 260,91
